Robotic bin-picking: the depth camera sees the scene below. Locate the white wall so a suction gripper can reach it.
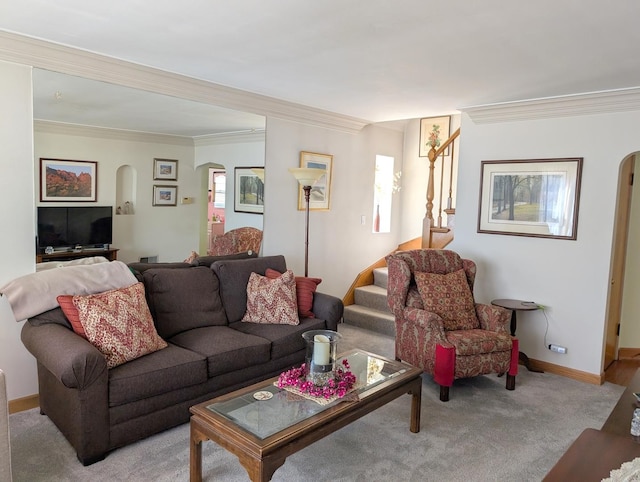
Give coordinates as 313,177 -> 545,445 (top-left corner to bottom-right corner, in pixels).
35,125 -> 199,264
450,111 -> 640,375
262,118 -> 405,298
0,61 -> 38,400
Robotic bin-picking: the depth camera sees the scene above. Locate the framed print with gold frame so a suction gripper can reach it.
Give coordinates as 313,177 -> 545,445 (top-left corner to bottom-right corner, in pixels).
298,151 -> 333,211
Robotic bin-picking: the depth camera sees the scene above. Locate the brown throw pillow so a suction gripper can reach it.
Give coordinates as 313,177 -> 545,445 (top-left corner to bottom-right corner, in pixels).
64,282 -> 167,368
265,268 -> 322,318
414,268 -> 479,330
242,270 -> 299,325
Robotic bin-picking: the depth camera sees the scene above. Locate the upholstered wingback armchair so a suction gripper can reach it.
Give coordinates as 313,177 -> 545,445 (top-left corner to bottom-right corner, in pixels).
208,227 -> 262,256
386,249 -> 518,401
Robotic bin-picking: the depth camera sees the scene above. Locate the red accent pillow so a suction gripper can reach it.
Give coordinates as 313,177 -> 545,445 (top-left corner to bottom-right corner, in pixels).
57,294 -> 87,338
59,283 -> 167,368
241,270 -> 299,325
265,268 -> 322,318
414,268 -> 479,331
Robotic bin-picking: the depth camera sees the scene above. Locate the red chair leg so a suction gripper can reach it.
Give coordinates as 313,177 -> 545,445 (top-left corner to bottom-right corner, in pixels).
439,385 -> 450,402
506,374 -> 516,391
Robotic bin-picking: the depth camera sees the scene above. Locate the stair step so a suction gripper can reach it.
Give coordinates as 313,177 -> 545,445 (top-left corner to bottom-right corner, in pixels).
373,267 -> 388,289
343,305 -> 395,337
354,284 -> 389,313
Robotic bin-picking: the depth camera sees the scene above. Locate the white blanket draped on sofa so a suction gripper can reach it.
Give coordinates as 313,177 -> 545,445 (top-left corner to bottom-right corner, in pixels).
0,261 -> 138,322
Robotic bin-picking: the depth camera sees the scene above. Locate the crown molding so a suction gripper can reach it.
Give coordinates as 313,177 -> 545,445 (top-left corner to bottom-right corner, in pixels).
462,87 -> 640,124
34,120 -> 194,146
0,31 -> 370,134
193,130 -> 265,146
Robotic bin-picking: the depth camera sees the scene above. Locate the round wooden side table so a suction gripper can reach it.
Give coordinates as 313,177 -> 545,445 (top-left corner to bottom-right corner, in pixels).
491,298 -> 542,373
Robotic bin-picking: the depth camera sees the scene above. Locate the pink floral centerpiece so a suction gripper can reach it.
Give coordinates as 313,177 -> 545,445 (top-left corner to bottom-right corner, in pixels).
277,359 -> 356,400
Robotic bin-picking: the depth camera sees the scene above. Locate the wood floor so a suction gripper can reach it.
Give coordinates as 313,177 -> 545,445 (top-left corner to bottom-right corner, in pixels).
605,359 -> 640,386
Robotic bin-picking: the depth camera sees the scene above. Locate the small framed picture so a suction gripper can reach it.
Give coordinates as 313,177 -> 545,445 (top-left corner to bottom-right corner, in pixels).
153,158 -> 178,181
40,158 -> 97,202
419,116 -> 451,157
153,185 -> 178,206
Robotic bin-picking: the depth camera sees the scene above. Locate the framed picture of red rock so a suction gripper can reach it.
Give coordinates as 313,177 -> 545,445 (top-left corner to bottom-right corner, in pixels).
40,158 -> 97,202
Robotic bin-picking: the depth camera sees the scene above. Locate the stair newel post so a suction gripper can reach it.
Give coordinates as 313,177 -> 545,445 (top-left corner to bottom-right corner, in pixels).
422,146 -> 437,248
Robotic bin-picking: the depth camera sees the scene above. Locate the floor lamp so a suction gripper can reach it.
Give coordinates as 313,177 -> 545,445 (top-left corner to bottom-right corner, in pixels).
289,167 -> 326,277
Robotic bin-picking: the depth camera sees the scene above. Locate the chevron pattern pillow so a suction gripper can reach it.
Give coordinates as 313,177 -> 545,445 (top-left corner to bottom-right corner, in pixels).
69,282 -> 167,368
241,270 -> 299,325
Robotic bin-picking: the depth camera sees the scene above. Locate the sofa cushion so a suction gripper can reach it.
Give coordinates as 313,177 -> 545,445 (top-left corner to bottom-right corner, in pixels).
168,326 -> 271,377
265,268 -> 322,318
230,317 -> 327,360
211,255 -> 287,323
143,267 -> 227,339
241,270 -> 299,325
108,342 -> 207,407
70,282 -> 168,369
415,268 -> 479,331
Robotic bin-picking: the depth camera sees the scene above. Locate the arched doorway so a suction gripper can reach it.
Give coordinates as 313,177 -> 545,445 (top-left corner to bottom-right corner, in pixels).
604,154 -> 636,370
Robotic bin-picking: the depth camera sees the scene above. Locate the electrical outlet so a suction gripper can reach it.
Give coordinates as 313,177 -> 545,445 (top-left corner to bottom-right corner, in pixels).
549,344 -> 567,354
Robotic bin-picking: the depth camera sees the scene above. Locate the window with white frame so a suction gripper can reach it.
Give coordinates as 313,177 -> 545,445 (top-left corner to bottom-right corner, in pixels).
373,155 -> 396,233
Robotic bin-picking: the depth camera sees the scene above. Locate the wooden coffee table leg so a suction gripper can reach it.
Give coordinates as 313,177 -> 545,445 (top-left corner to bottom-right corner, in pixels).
410,376 -> 422,433
240,455 -> 287,482
190,418 -> 208,482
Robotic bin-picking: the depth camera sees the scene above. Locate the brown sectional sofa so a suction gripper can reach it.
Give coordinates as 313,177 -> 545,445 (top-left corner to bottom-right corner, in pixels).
21,255 -> 343,465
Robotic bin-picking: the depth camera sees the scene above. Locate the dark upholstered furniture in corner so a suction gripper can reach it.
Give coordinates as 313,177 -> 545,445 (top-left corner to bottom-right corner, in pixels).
21,255 -> 343,465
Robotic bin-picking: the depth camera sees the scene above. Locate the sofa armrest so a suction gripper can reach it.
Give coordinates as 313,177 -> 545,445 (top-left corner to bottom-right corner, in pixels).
312,292 -> 344,331
21,321 -> 107,390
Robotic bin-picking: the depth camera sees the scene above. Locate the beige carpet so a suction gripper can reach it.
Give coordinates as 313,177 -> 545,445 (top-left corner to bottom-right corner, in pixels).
9,324 -> 625,481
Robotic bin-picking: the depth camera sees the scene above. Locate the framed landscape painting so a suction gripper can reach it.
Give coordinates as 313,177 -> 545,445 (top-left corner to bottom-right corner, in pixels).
153,185 -> 178,206
478,158 -> 583,240
234,167 -> 264,214
153,158 -> 178,181
40,158 -> 97,202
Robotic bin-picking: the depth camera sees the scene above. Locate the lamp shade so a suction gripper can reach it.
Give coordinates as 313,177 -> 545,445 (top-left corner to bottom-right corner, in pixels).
289,167 -> 325,187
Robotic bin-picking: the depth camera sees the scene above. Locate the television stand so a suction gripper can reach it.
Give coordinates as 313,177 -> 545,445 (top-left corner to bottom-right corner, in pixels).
36,248 -> 119,264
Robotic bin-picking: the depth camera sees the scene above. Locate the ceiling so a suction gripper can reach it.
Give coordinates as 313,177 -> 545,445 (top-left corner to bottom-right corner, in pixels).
3,1 -> 640,135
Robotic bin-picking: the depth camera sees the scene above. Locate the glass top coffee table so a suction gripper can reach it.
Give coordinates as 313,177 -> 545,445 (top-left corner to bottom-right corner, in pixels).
189,349 -> 422,482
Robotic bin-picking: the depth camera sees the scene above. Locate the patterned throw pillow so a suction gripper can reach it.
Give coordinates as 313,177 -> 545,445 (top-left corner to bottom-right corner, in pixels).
57,294 -> 88,338
414,268 -> 479,331
265,268 -> 322,318
241,270 -> 299,325
65,283 -> 167,368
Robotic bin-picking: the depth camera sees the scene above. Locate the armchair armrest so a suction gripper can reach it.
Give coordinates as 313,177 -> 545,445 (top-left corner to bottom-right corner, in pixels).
21,321 -> 107,390
475,304 -> 511,334
403,307 -> 452,347
312,292 -> 344,331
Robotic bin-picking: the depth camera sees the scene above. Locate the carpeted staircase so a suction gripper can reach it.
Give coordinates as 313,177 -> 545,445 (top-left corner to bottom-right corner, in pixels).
343,267 -> 395,336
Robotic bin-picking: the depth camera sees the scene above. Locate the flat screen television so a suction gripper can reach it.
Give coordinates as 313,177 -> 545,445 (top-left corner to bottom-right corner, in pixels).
37,206 -> 113,249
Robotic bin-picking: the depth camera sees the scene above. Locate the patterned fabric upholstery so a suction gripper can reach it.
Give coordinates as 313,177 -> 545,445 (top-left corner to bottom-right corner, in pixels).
208,227 -> 262,256
386,249 -> 518,401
